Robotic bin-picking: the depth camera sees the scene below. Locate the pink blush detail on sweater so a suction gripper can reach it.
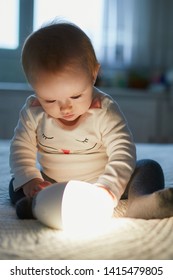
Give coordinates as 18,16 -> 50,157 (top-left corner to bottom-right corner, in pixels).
31,99 -> 41,107
61,149 -> 70,154
90,97 -> 101,109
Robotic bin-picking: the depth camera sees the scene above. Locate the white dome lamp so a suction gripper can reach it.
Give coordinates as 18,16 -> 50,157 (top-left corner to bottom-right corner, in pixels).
33,180 -> 115,234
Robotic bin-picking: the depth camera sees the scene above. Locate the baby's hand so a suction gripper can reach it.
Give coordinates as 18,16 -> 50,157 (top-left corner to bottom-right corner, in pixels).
94,184 -> 118,207
22,178 -> 51,198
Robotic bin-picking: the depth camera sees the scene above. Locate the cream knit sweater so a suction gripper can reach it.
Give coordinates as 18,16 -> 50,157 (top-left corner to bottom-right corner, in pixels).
10,87 -> 136,201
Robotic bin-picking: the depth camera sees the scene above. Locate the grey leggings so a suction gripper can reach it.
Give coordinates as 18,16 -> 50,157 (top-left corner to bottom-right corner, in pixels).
9,159 -> 165,205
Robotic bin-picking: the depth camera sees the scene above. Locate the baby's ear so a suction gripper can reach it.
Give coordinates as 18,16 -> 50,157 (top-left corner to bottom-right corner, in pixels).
93,63 -> 100,84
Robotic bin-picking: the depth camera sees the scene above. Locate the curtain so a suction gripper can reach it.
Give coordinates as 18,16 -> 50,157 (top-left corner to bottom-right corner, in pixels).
103,0 -> 173,70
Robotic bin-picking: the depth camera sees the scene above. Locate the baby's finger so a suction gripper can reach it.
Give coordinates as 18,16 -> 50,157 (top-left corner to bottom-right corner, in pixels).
38,181 -> 52,188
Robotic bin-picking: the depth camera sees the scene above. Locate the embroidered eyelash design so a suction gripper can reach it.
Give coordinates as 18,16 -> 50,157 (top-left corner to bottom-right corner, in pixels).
42,133 -> 54,140
76,138 -> 89,143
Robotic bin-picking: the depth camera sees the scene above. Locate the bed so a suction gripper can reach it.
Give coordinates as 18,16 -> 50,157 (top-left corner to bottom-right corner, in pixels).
0,139 -> 173,260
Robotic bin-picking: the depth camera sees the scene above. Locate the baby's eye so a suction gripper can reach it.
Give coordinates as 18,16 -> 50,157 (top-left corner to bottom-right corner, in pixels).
45,100 -> 56,103
71,95 -> 82,100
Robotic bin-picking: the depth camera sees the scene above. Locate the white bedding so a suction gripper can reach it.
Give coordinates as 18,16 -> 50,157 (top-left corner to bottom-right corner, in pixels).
0,140 -> 173,260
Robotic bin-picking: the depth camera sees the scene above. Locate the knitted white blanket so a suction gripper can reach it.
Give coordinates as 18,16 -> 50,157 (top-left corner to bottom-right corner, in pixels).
0,140 -> 173,259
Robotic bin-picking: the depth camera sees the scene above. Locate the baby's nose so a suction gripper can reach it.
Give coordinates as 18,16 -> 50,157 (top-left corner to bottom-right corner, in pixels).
60,101 -> 72,112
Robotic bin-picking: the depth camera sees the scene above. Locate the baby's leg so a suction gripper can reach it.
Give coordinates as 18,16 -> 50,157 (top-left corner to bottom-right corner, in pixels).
126,159 -> 173,219
9,178 -> 34,219
9,178 -> 25,205
126,188 -> 173,219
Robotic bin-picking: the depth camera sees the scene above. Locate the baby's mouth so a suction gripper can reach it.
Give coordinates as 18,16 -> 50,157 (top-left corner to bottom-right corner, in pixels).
63,114 -> 75,120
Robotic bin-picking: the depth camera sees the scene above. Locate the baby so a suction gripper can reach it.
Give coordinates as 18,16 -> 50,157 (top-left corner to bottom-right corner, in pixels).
9,21 -> 173,220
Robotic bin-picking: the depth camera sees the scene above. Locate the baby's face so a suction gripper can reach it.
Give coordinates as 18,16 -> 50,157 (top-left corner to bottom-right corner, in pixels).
33,69 -> 95,125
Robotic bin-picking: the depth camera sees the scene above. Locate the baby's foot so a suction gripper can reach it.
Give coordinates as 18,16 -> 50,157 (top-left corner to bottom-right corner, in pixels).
16,197 -> 35,219
126,187 -> 173,219
155,188 -> 173,218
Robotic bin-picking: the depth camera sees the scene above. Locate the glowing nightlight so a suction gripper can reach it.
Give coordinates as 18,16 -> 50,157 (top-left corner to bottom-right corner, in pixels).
33,180 -> 115,234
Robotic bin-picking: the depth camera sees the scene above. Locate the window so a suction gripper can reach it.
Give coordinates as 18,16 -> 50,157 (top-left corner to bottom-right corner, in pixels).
0,0 -> 19,49
1,0 -> 172,84
0,0 -> 105,83
34,0 -> 104,61
0,0 -> 134,83
0,0 -> 34,83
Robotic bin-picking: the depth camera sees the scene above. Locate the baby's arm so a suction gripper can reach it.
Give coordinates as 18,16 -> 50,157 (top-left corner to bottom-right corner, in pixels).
10,96 -> 44,190
96,98 -> 136,203
94,183 -> 118,207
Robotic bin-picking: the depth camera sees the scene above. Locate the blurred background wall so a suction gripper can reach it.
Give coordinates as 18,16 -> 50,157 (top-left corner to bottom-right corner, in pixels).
1,0 -> 173,142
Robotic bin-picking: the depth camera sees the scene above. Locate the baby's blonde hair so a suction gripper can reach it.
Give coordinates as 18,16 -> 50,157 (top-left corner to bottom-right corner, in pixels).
22,20 -> 99,84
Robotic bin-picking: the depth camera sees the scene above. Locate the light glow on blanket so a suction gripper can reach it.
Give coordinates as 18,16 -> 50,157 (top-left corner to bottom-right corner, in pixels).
62,181 -> 114,235
33,180 -> 114,235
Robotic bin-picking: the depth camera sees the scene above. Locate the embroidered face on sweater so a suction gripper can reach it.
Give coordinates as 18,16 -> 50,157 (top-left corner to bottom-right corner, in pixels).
38,133 -> 100,154
36,111 -> 103,155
